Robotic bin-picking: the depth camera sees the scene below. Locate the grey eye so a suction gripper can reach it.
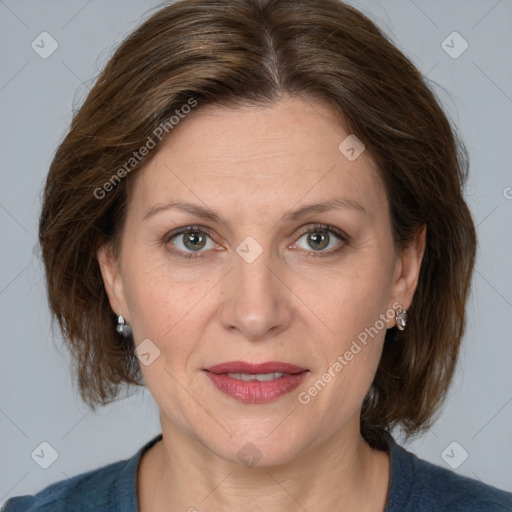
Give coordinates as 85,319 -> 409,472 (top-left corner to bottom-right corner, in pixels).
170,230 -> 214,252
296,229 -> 341,252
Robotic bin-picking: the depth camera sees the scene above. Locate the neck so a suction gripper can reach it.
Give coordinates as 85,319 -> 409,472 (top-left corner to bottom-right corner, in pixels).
138,418 -> 391,512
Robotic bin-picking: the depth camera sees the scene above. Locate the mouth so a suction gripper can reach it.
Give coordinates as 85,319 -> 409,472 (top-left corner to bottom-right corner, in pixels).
205,361 -> 308,375
203,361 -> 309,403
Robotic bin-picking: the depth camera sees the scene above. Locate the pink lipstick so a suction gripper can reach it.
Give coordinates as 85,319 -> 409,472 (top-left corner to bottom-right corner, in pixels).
204,361 -> 309,403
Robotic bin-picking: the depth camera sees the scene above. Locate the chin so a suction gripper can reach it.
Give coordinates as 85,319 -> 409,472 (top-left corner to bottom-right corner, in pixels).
194,420 -> 315,469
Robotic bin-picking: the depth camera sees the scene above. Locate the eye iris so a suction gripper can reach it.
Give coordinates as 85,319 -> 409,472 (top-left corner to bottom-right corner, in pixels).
183,231 -> 206,251
308,229 -> 329,250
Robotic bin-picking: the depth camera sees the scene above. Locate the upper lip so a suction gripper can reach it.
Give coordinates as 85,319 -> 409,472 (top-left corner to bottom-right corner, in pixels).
204,361 -> 308,375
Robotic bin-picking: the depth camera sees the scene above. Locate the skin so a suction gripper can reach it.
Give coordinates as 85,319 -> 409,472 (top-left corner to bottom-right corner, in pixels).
97,95 -> 426,512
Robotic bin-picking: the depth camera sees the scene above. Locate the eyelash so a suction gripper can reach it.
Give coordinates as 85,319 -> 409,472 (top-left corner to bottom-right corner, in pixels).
163,223 -> 350,261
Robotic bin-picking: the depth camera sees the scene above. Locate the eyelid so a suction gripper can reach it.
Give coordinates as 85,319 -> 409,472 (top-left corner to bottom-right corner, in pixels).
163,225 -> 215,244
293,223 -> 349,242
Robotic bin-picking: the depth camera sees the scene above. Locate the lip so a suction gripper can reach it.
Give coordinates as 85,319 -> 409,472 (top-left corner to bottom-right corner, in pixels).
205,361 -> 308,374
203,361 -> 309,403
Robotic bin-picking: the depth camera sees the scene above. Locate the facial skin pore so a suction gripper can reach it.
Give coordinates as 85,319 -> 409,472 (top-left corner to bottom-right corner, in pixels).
98,95 -> 426,512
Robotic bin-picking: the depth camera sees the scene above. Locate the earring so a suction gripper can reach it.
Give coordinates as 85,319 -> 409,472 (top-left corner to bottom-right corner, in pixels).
116,315 -> 132,337
395,308 -> 408,331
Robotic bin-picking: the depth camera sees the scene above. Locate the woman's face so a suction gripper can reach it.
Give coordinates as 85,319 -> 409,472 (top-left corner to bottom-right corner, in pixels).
99,95 -> 423,466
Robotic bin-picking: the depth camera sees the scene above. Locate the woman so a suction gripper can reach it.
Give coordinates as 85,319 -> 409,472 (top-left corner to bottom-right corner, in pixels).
3,0 -> 511,510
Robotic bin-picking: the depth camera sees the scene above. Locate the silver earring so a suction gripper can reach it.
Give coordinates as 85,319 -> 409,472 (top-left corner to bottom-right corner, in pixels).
116,315 -> 132,337
395,308 -> 408,331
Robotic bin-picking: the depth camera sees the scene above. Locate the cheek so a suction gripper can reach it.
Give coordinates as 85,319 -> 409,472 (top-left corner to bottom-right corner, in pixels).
300,247 -> 393,403
303,247 -> 394,339
120,253 -> 224,395
121,246 -> 201,329
304,298 -> 388,433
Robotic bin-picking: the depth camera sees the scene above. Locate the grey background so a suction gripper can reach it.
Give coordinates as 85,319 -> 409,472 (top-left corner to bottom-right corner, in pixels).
1,0 -> 511,505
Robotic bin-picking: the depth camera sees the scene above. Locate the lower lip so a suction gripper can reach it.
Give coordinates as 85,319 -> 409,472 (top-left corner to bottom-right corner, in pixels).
204,371 -> 308,403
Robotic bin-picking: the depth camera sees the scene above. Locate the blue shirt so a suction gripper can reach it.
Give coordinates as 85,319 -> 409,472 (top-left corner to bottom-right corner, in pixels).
2,432 -> 511,511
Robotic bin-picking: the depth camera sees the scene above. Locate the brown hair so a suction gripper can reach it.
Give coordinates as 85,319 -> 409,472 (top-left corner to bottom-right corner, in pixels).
38,0 -> 476,445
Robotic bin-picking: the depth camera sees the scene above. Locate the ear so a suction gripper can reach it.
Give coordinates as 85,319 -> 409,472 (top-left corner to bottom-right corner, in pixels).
389,224 -> 427,318
97,242 -> 128,319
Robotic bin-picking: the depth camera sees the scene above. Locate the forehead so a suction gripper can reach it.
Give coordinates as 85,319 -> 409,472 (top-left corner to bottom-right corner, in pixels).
127,95 -> 386,221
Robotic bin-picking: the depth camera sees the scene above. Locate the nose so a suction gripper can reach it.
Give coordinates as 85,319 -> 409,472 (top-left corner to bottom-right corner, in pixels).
219,242 -> 293,341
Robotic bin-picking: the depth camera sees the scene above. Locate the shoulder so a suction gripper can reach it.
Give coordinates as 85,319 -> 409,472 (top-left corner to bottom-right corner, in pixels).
387,437 -> 512,511
414,453 -> 511,510
1,458 -> 126,512
0,433 -> 163,512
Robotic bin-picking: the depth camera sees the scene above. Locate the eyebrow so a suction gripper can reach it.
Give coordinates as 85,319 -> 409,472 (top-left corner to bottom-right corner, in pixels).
142,197 -> 368,225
